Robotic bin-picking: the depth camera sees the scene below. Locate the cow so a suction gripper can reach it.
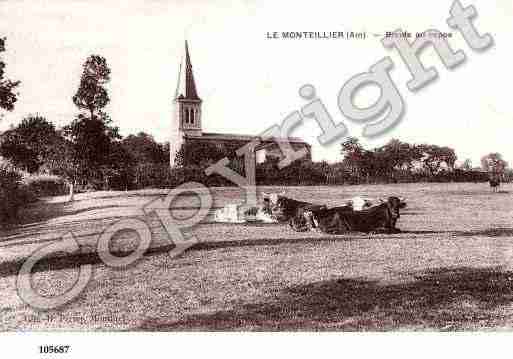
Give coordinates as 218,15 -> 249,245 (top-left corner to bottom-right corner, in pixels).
262,192 -> 326,223
291,205 -> 352,232
295,196 -> 406,234
348,196 -> 374,211
489,177 -> 500,192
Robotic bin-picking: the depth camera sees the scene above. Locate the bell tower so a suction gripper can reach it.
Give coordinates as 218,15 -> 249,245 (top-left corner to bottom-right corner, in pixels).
170,41 -> 202,166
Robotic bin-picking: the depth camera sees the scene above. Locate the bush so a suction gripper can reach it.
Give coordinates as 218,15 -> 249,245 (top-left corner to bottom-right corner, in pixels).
0,162 -> 37,225
23,174 -> 69,197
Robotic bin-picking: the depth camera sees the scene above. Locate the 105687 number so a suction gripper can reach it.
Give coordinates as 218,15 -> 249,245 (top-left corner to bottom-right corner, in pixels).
39,345 -> 70,354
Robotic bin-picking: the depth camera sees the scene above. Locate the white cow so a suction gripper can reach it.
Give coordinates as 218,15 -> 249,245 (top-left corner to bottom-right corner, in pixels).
214,203 -> 277,223
214,204 -> 244,223
347,196 -> 374,211
262,191 -> 285,206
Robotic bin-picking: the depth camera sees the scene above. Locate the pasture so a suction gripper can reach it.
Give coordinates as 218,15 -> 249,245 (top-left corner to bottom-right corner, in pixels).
1,182 -> 513,331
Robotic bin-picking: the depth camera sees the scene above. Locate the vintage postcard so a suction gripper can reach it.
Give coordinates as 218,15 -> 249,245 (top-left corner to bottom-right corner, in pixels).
0,0 -> 511,355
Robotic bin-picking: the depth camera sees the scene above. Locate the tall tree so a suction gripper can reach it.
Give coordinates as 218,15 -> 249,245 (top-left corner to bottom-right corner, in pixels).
0,37 -> 20,113
62,55 -> 120,200
72,55 -> 110,119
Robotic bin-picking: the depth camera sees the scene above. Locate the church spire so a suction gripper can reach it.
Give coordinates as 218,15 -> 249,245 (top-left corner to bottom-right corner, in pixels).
175,40 -> 200,100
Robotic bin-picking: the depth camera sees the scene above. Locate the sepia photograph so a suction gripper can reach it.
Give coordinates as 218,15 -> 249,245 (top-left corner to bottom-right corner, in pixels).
0,0 -> 512,356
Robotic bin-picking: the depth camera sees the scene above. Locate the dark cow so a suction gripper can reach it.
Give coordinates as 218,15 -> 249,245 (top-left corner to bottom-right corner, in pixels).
296,196 -> 406,234
264,193 -> 326,223
291,205 -> 352,232
489,178 -> 500,192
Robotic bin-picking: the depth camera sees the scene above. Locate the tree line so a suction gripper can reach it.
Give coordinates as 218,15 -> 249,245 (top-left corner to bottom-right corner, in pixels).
0,45 -> 174,200
0,36 -> 511,202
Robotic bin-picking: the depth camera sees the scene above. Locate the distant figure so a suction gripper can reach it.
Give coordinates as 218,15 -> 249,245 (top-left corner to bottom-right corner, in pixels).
489,175 -> 500,193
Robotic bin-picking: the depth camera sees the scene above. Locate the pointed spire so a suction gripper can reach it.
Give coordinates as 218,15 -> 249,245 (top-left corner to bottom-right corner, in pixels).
175,41 -> 200,100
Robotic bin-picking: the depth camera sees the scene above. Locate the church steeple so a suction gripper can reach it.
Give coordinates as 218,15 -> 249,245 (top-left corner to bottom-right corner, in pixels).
170,41 -> 203,166
175,41 -> 200,101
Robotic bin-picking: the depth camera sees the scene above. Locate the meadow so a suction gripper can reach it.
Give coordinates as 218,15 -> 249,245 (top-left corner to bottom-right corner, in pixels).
1,182 -> 513,331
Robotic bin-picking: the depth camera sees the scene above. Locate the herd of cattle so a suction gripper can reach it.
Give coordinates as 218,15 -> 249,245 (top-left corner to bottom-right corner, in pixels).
213,179 -> 502,234
257,193 -> 407,234
259,178 -> 502,233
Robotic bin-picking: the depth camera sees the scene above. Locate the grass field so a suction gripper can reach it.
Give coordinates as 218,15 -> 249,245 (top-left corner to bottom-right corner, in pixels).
1,182 -> 513,331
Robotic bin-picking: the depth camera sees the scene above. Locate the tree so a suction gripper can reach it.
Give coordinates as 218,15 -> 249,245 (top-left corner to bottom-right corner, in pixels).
461,158 -> 473,171
43,135 -> 79,201
175,141 -> 229,167
379,139 -> 423,171
63,112 -> 121,189
122,132 -> 168,164
341,138 -> 458,183
72,55 -> 110,119
0,115 -> 60,172
104,141 -> 135,190
340,137 -> 363,159
44,130 -> 130,201
418,144 -> 457,176
0,37 -> 20,113
481,153 -> 508,178
341,137 -> 365,181
61,54 -> 118,200
341,137 -> 397,182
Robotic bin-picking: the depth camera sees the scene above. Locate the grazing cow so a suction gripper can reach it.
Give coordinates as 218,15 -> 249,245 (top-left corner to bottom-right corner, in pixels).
296,196 -> 405,234
489,178 -> 500,192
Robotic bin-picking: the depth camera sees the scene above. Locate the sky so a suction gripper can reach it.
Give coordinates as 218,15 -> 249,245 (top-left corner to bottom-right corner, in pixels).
0,0 -> 511,166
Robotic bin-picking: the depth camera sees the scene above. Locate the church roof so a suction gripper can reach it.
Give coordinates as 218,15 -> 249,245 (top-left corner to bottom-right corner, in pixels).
175,41 -> 200,101
185,132 -> 310,145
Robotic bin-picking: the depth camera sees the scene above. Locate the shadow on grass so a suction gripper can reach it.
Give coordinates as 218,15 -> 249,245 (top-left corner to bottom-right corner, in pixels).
0,244 -> 176,279
2,202 -> 140,239
0,233 -> 358,279
430,190 -> 510,196
453,228 -> 513,237
193,235 -> 355,252
398,230 -> 444,234
139,266 -> 513,331
400,211 -> 425,216
0,225 -> 446,278
13,203 -> 109,226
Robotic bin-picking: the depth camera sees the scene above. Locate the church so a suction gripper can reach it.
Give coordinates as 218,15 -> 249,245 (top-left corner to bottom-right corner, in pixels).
169,42 -> 311,167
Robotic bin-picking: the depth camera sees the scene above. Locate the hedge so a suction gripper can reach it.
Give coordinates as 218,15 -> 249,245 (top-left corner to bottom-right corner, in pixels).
0,162 -> 37,225
23,174 -> 69,197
